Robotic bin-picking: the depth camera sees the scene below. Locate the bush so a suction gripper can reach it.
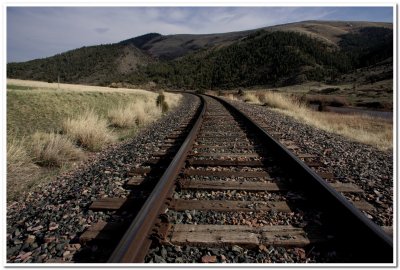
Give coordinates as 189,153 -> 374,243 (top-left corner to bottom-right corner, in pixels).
30,132 -> 84,167
63,110 -> 116,151
108,103 -> 137,128
243,93 -> 260,103
7,139 -> 37,174
161,101 -> 169,113
156,92 -> 166,107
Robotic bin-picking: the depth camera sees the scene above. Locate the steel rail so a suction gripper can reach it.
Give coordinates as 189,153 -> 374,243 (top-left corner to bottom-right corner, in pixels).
108,95 -> 206,263
211,94 -> 393,263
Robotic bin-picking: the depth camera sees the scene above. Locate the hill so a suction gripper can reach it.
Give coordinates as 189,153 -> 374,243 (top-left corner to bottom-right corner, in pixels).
7,43 -> 153,85
118,20 -> 392,60
7,20 -> 393,89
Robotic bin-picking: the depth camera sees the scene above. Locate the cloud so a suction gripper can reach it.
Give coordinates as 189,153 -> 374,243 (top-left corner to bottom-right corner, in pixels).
7,6 -> 393,62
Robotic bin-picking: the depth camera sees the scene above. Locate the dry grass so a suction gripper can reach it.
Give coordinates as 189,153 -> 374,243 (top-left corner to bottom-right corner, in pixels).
256,91 -> 392,151
30,132 -> 84,167
225,93 -> 239,101
259,92 -> 304,111
7,139 -> 38,178
63,110 -> 116,151
136,99 -> 162,125
243,93 -> 261,104
7,78 -> 159,95
164,92 -> 182,109
108,103 -> 138,128
7,139 -> 39,199
108,99 -> 162,127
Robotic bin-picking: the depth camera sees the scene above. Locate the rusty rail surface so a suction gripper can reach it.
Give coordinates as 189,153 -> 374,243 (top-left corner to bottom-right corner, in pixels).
108,94 -> 393,263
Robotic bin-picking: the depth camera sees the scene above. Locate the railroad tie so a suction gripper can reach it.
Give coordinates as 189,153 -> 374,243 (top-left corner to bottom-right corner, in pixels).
167,224 -> 329,248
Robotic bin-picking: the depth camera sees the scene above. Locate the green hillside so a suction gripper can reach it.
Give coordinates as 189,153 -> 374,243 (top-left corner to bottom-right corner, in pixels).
130,29 -> 391,89
7,21 -> 393,90
7,43 -> 153,86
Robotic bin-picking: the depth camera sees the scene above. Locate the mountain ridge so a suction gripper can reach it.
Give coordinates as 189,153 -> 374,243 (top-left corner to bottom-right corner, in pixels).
7,20 -> 393,89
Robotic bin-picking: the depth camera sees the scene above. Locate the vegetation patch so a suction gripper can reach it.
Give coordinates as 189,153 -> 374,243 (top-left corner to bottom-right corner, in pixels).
63,110 -> 117,151
238,91 -> 392,151
30,132 -> 84,167
7,79 -> 182,199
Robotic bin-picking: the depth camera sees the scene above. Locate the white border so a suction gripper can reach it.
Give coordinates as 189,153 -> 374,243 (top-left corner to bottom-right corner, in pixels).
1,2 -> 397,269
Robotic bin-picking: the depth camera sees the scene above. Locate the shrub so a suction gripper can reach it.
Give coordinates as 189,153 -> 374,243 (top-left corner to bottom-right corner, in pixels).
7,139 -> 37,175
108,103 -> 137,128
243,93 -> 260,104
306,95 -> 348,107
164,93 -> 181,109
7,139 -> 39,200
161,101 -> 169,113
156,92 -> 166,107
63,110 -> 116,151
30,132 -> 84,167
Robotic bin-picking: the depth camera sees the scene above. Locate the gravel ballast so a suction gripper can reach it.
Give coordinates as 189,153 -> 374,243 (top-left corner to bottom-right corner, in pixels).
6,94 -> 200,263
224,99 -> 393,227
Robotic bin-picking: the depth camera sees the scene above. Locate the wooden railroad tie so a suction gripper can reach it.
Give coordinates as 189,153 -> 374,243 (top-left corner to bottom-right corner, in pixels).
183,169 -> 271,178
169,198 -> 373,213
167,224 -> 329,248
187,159 -> 266,167
80,221 -> 128,243
170,199 -> 292,212
89,197 -> 144,211
179,179 -> 363,193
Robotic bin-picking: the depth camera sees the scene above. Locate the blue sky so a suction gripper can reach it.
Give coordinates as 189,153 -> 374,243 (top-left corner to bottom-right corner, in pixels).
7,7 -> 393,63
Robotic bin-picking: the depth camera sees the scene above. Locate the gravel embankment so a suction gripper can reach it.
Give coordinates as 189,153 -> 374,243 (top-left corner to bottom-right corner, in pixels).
224,99 -> 393,227
6,94 -> 200,263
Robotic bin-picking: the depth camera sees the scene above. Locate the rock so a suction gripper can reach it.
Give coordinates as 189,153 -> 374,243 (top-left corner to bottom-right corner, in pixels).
63,250 -> 71,258
154,254 -> 166,263
25,235 -> 36,244
232,245 -> 243,253
161,247 -> 168,258
55,243 -> 64,252
294,248 -> 306,259
48,223 -> 59,231
174,257 -> 184,263
220,254 -> 227,262
201,255 -> 217,263
44,236 -> 56,243
259,244 -> 267,252
66,243 -> 81,251
19,252 -> 32,261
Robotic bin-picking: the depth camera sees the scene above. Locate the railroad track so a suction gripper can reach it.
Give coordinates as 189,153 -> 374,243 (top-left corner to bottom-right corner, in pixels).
79,94 -> 392,263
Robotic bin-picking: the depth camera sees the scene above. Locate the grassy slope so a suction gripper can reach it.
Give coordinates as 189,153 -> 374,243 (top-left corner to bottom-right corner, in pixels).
7,79 -> 181,200
7,89 -> 151,139
7,79 -> 159,139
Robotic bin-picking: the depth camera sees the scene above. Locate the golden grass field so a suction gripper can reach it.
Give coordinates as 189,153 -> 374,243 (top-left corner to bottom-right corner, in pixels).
7,79 -> 181,200
224,91 -> 392,151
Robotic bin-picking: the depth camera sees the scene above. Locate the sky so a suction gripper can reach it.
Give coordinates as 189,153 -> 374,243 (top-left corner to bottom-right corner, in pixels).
7,6 -> 393,63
